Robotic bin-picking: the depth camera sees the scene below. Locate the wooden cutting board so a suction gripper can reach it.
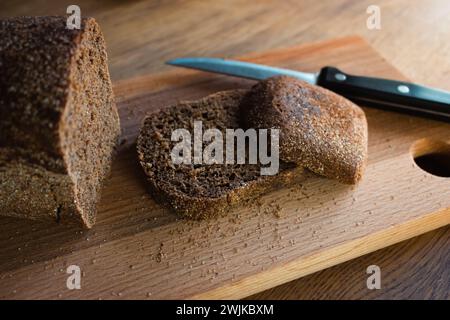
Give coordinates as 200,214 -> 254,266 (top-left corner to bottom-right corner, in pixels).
1,36 -> 449,300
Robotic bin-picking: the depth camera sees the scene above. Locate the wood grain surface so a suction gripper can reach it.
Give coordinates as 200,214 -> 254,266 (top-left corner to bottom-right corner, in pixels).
1,0 -> 449,299
0,36 -> 449,299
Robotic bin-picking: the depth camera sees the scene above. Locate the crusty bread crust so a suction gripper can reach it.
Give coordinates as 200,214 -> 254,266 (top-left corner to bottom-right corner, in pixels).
136,90 -> 305,220
0,16 -> 120,227
240,76 -> 368,184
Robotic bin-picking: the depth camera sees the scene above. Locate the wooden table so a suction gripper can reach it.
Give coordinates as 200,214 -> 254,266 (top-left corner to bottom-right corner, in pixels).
1,0 -> 449,299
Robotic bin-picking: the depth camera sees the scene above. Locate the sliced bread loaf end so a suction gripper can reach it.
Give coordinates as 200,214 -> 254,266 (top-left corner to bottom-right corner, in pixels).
0,17 -> 120,227
240,76 -> 368,184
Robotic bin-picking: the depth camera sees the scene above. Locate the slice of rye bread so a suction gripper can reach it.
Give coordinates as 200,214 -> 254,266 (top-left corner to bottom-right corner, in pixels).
137,90 -> 305,220
240,76 -> 368,184
0,16 -> 120,228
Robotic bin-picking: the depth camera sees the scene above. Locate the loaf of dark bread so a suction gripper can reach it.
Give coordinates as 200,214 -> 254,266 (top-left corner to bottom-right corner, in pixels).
136,90 -> 305,220
240,76 -> 368,184
0,16 -> 120,228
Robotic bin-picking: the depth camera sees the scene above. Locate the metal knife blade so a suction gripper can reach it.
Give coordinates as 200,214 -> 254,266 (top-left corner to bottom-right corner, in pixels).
166,57 -> 318,84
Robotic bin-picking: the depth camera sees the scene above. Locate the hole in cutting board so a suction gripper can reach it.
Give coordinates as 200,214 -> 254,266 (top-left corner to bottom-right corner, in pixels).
411,138 -> 450,177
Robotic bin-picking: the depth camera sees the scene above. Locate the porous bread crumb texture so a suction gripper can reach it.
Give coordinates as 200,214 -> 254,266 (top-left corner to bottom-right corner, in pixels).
136,90 -> 305,220
240,76 -> 368,184
0,16 -> 121,228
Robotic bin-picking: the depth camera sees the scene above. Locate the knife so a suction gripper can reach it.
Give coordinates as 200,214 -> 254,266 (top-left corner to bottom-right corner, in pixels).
166,57 -> 450,122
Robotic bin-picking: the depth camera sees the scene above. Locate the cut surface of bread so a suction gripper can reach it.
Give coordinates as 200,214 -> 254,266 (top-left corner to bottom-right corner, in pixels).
0,16 -> 120,227
137,90 -> 305,220
240,76 -> 368,184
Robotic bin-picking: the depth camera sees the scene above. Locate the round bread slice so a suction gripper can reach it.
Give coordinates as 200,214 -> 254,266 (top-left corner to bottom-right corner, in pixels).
240,76 -> 368,184
136,90 -> 305,220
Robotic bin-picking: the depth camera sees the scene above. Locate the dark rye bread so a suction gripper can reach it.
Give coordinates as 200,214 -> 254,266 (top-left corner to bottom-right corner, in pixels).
0,16 -> 120,228
137,90 -> 305,220
240,76 -> 368,184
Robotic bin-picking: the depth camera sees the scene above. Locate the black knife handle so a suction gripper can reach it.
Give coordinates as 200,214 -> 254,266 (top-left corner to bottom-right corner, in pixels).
317,66 -> 450,122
